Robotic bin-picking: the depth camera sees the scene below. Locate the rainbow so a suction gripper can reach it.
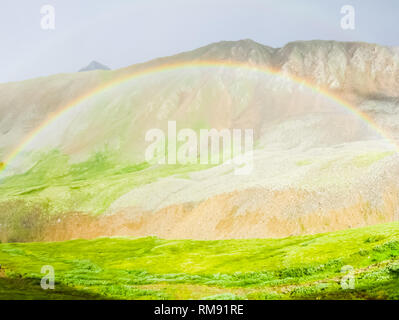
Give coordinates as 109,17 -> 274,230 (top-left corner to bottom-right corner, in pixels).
1,60 -> 397,173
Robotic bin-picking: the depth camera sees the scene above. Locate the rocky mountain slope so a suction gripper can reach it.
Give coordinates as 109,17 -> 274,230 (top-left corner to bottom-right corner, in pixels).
1,39 -> 399,240
1,40 -> 399,165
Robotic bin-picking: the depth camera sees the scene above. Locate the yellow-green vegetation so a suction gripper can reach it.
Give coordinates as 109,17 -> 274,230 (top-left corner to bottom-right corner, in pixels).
295,159 -> 312,166
352,151 -> 394,168
0,150 -> 213,242
1,222 -> 399,300
0,150 -> 212,215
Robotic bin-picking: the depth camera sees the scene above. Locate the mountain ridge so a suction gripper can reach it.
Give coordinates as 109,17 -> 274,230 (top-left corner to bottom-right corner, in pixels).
103,39 -> 399,102
1,39 -> 399,164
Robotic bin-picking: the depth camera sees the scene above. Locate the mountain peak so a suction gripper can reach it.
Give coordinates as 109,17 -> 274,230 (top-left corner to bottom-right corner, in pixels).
79,61 -> 111,72
169,39 -> 276,66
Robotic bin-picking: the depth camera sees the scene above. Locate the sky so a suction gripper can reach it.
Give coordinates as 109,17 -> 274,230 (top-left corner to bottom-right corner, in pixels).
0,0 -> 398,83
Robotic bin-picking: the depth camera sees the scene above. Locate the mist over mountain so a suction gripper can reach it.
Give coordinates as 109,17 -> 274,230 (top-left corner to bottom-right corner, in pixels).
1,39 -> 399,240
1,39 -> 399,160
79,60 -> 111,72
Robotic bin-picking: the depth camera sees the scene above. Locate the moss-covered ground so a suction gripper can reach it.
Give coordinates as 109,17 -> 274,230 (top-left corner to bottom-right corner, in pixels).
1,222 -> 399,300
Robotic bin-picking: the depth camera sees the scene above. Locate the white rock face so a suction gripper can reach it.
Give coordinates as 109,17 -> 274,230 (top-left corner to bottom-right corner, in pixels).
275,41 -> 399,98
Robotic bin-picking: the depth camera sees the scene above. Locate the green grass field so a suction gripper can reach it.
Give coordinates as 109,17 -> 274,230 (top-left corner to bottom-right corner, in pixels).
1,222 -> 399,300
0,150 -> 213,215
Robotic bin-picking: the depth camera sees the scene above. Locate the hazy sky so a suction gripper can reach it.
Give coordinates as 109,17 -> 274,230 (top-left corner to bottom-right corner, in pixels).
1,0 -> 398,83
